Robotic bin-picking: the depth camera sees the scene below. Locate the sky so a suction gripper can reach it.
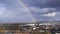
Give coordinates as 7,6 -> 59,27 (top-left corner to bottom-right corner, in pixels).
0,0 -> 60,23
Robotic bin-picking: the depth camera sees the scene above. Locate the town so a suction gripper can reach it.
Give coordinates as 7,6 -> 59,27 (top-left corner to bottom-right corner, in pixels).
0,22 -> 60,34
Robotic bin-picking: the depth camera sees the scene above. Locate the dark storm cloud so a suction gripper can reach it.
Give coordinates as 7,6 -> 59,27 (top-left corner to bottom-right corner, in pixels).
21,0 -> 60,21
22,0 -> 60,8
22,0 -> 60,21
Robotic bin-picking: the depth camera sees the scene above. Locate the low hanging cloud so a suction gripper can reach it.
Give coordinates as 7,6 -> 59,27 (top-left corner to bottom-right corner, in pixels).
29,7 -> 56,14
0,8 -> 33,23
42,12 -> 56,17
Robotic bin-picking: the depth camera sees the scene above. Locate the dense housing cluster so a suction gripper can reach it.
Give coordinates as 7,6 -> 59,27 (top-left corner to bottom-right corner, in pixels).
0,23 -> 60,34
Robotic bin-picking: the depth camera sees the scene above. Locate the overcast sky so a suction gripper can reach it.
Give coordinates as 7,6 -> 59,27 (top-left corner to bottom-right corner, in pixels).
0,0 -> 60,23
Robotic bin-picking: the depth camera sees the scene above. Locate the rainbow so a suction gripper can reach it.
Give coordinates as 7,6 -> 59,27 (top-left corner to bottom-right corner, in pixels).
17,0 -> 36,23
